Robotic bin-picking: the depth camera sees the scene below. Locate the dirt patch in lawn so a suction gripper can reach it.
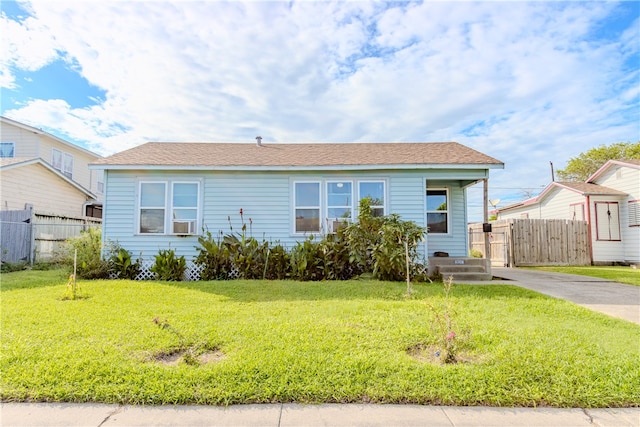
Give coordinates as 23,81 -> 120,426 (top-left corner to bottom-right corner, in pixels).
407,343 -> 481,365
150,348 -> 226,366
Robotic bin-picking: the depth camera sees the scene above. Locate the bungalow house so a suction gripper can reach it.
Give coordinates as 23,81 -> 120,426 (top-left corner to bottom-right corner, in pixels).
496,159 -> 640,265
91,140 -> 503,279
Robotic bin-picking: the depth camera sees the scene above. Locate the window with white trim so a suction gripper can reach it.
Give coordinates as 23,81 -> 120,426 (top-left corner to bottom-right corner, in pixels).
595,201 -> 620,241
171,182 -> 199,234
327,181 -> 353,231
139,181 -> 200,235
628,200 -> 640,227
358,181 -> 385,217
0,142 -> 15,158
139,182 -> 167,234
426,188 -> 449,233
51,148 -> 73,179
294,182 -> 320,233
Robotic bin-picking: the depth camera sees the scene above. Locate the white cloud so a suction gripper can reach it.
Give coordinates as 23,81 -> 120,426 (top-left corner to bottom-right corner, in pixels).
2,1 -> 637,220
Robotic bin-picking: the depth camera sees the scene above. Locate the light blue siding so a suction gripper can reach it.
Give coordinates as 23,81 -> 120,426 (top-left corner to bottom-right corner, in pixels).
103,169 -> 486,262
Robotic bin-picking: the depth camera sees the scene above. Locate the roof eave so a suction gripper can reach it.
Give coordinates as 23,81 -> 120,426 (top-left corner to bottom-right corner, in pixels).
90,163 -> 504,171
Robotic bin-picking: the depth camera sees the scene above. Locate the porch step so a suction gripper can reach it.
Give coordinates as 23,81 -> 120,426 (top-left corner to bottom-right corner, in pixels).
437,265 -> 485,273
428,257 -> 492,282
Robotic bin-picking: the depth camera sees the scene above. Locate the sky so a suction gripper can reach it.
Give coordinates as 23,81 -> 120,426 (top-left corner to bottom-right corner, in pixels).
1,0 -> 638,221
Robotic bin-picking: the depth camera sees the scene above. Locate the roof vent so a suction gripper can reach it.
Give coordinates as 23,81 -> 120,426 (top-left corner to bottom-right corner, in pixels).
256,136 -> 262,146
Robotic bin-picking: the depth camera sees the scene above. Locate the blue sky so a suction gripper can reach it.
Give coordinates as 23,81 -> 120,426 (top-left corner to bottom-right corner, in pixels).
1,1 -> 638,220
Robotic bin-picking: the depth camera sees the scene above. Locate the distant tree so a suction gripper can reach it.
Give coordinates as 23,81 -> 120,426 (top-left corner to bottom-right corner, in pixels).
556,142 -> 640,182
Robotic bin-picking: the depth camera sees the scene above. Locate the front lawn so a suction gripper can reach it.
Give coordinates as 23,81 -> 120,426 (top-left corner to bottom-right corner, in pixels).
1,270 -> 639,407
525,266 -> 640,286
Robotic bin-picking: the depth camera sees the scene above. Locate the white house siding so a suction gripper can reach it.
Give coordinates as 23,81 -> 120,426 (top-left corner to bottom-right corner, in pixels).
36,136 -> 100,198
1,163 -> 89,217
0,121 -> 41,156
1,120 -> 103,201
103,169 -> 484,262
592,165 -> 640,263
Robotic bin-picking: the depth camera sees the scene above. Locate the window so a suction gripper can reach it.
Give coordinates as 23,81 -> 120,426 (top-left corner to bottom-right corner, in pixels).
426,189 -> 449,233
171,182 -> 199,234
138,181 -> 200,235
570,203 -> 585,221
51,148 -> 73,179
139,182 -> 166,234
359,181 -> 385,217
294,182 -> 320,233
0,142 -> 14,158
327,181 -> 352,231
629,200 -> 640,227
595,202 -> 621,241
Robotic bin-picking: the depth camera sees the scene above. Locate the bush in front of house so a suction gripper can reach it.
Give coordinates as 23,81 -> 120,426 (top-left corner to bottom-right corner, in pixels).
107,245 -> 141,280
58,227 -> 109,279
193,199 -> 427,282
151,248 -> 186,281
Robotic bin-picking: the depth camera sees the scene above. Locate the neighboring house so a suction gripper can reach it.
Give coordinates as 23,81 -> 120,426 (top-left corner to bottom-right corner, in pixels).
91,141 -> 503,268
0,116 -> 103,218
496,159 -> 640,264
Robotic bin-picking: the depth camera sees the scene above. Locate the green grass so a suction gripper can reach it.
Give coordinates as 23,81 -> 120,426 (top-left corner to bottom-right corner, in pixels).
1,270 -> 639,407
525,266 -> 640,286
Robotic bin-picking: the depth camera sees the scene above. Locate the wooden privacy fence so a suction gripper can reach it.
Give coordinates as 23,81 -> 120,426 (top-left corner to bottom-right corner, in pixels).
0,207 -> 101,264
469,219 -> 591,267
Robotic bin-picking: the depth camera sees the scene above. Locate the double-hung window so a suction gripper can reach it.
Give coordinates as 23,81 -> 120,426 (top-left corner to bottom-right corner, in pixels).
171,182 -> 199,234
358,181 -> 385,217
294,182 -> 321,233
139,182 -> 167,234
327,181 -> 353,231
426,188 -> 449,233
138,181 -> 200,235
0,142 -> 15,158
52,148 -> 73,179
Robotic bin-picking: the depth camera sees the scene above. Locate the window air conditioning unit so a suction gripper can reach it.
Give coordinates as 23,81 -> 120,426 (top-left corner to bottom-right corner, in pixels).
172,220 -> 196,235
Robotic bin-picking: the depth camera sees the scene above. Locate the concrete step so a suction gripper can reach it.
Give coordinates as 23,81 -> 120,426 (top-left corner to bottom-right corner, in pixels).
428,257 -> 488,267
437,265 -> 485,273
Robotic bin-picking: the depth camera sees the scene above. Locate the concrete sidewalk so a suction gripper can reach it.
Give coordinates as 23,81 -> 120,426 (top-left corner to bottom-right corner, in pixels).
2,403 -> 639,427
490,267 -> 640,324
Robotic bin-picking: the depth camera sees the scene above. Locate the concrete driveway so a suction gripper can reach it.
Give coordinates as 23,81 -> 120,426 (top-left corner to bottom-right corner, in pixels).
491,267 -> 640,325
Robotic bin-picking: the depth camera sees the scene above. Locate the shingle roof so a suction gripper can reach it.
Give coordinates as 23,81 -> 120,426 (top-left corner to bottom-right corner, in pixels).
92,141 -> 503,170
555,182 -> 627,196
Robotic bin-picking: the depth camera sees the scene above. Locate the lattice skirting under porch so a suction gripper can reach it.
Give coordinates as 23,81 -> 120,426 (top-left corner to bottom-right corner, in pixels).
110,261 -> 240,281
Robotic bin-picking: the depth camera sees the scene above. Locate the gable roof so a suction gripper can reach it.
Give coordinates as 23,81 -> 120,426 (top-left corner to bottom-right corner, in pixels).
91,141 -> 504,171
587,158 -> 640,183
497,181 -> 627,213
1,157 -> 96,199
0,116 -> 101,159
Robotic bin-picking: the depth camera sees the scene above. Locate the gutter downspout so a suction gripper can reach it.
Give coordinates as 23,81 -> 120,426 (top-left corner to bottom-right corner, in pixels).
585,195 -> 594,265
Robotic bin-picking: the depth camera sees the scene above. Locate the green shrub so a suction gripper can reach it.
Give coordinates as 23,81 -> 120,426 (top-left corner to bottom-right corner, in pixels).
262,242 -> 290,280
151,249 -> 186,281
319,229 -> 354,280
194,230 -> 234,280
345,198 -> 426,281
289,236 -> 325,281
61,227 -> 109,279
107,245 -> 141,280
0,261 -> 28,273
224,232 -> 268,280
